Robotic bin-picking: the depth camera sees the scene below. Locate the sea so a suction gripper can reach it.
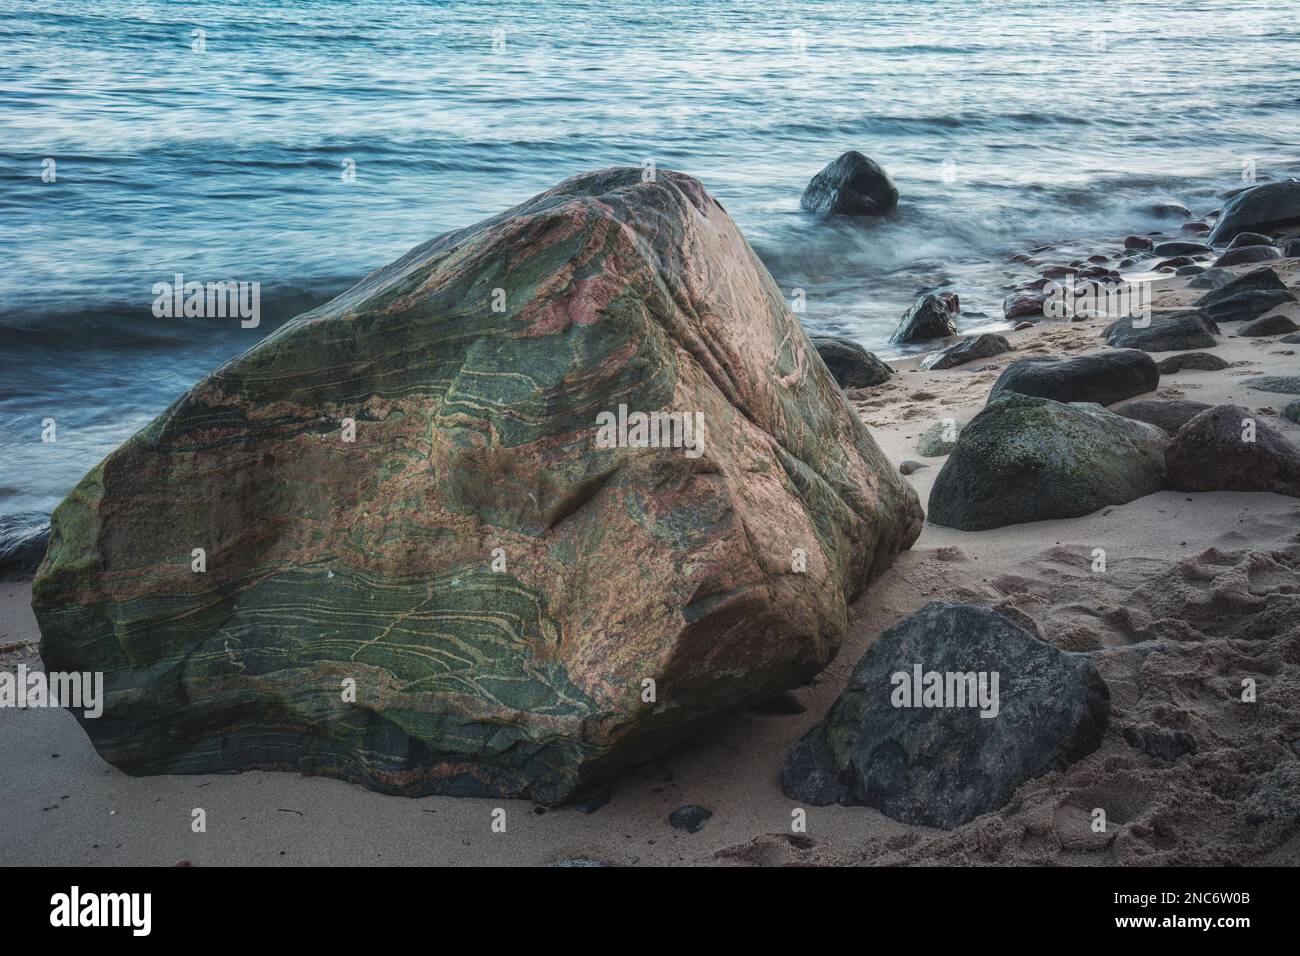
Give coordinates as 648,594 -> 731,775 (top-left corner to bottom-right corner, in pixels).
2,0 -> 1299,516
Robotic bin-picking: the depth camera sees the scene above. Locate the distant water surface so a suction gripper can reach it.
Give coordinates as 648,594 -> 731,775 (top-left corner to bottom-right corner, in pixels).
2,0 -> 1299,514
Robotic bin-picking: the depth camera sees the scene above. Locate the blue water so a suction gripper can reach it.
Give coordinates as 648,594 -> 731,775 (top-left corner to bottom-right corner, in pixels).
2,0 -> 1299,515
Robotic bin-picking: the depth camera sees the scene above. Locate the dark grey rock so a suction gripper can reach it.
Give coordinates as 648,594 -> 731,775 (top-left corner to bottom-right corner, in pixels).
1238,314 -> 1300,336
801,151 -> 899,217
891,293 -> 957,344
1285,401 -> 1300,425
1166,404 -> 1300,497
920,333 -> 1012,370
988,351 -> 1159,407
668,805 -> 713,833
1214,245 -> 1283,268
1155,352 -> 1231,374
1175,265 -> 1206,277
1003,285 -> 1049,321
1282,333 -> 1300,345
1284,238 -> 1300,258
1246,376 -> 1300,395
810,335 -> 894,387
928,393 -> 1169,531
1113,399 -> 1213,435
1208,181 -> 1300,244
1103,310 -> 1219,352
782,602 -> 1110,829
898,460 -> 927,476
570,788 -> 611,814
1186,267 -> 1236,290
1153,241 -> 1212,257
1123,725 -> 1198,761
1226,231 -> 1276,249
1148,201 -> 1192,220
0,513 -> 51,579
1126,236 -> 1155,251
749,692 -> 806,715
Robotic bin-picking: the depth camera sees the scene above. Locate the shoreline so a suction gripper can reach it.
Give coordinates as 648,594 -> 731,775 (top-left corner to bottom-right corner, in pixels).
5,250 -> 1299,865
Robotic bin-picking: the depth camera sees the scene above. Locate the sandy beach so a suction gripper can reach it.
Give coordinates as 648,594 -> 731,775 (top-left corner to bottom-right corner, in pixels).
5,254 -> 1298,868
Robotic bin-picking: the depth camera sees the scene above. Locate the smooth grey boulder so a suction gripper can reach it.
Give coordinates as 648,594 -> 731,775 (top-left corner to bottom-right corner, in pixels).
928,393 -> 1169,531
1226,231 -> 1275,249
0,513 -> 51,579
1113,399 -> 1213,435
1153,241 -> 1212,257
800,151 -> 899,217
987,351 -> 1158,407
1103,310 -> 1219,352
1247,376 -> 1300,395
1194,267 -> 1296,323
1208,181 -> 1300,244
1238,314 -> 1300,337
920,333 -> 1012,370
1155,352 -> 1231,373
1214,245 -> 1282,268
1166,404 -> 1300,498
891,292 -> 957,344
782,602 -> 1111,829
810,335 -> 894,387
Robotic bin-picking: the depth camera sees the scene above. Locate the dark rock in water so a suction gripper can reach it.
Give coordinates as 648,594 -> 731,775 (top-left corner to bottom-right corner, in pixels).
1175,264 -> 1206,277
1103,310 -> 1219,352
668,805 -> 713,833
800,150 -> 899,217
782,602 -> 1110,829
928,393 -> 1169,531
917,420 -> 965,457
0,513 -> 51,579
988,351 -> 1158,407
1207,180 -> 1300,244
1181,222 -> 1211,235
1187,267 -> 1236,290
1124,235 -> 1155,251
1238,313 -> 1300,337
1155,351 -> 1231,373
749,691 -> 806,715
1148,201 -> 1192,220
810,335 -> 894,387
1242,765 -> 1300,824
1123,725 -> 1197,761
920,333 -> 1012,370
30,167 -> 924,804
1285,401 -> 1300,425
1165,404 -> 1300,498
1153,241 -> 1212,257
1247,376 -> 1300,395
1227,231 -> 1276,249
1113,399 -> 1213,435
1156,255 -> 1196,269
1214,245 -> 1282,268
891,292 -> 957,344
1003,285 -> 1049,321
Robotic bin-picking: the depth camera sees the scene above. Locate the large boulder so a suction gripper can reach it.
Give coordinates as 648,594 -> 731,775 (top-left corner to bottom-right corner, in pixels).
1213,245 -> 1282,268
1238,313 -> 1300,337
928,393 -> 1169,530
800,151 -> 899,217
890,292 -> 957,344
782,602 -> 1110,828
31,168 -> 924,803
1193,268 -> 1296,323
1166,404 -> 1300,498
1207,181 -> 1300,244
920,333 -> 1012,370
1103,310 -> 1219,352
987,351 -> 1158,407
810,335 -> 894,388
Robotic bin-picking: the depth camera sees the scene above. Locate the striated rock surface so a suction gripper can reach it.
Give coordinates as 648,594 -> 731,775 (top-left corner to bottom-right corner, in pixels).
32,167 -> 924,803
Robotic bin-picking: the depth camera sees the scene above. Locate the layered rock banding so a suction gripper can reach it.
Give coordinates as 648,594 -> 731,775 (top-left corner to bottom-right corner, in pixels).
32,167 -> 924,803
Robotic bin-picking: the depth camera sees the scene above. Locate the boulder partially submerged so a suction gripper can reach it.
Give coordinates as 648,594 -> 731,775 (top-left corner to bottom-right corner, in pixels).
1207,180 -> 1300,244
782,602 -> 1110,828
890,292 -> 957,345
800,151 -> 899,217
32,167 -> 924,803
